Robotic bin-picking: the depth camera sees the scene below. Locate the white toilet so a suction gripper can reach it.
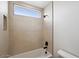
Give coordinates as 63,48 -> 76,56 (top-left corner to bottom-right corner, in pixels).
57,49 -> 77,58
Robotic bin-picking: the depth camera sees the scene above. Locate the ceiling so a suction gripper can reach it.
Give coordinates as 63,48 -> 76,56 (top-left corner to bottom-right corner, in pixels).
22,1 -> 51,8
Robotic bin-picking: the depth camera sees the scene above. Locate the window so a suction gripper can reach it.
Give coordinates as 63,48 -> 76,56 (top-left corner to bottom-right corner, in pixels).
14,4 -> 41,18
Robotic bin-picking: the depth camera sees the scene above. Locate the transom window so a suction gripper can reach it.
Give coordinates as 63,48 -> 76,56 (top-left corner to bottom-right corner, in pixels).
14,4 -> 41,18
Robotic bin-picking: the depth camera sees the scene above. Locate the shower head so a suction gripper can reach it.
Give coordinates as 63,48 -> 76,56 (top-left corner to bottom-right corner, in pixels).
43,15 -> 48,18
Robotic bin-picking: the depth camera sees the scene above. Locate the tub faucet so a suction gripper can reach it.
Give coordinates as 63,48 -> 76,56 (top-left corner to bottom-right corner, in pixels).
43,41 -> 48,54
43,46 -> 47,49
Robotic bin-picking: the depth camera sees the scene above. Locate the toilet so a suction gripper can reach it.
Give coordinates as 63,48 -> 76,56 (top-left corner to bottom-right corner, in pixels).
57,49 -> 77,58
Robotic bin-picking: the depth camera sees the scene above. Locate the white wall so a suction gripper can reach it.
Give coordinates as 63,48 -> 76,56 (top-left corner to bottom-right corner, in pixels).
43,2 -> 53,54
0,1 -> 9,57
54,1 -> 79,57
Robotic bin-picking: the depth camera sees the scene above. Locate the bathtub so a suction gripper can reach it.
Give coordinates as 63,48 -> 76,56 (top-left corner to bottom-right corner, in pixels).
9,48 -> 52,58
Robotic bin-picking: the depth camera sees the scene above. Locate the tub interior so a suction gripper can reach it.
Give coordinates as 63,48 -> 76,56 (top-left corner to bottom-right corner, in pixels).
9,48 -> 52,58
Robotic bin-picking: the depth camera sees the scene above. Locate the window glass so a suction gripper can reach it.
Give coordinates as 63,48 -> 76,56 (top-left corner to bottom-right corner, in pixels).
14,4 -> 41,18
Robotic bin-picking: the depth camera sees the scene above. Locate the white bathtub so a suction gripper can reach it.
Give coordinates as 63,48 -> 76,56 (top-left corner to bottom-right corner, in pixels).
9,48 -> 52,58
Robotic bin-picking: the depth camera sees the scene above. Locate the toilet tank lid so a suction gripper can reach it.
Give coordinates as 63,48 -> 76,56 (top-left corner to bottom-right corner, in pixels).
57,49 -> 77,58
